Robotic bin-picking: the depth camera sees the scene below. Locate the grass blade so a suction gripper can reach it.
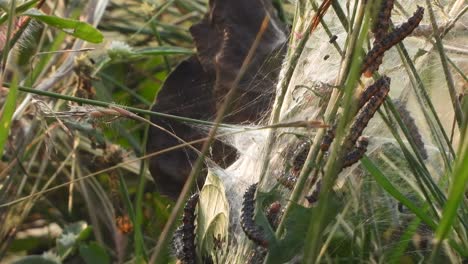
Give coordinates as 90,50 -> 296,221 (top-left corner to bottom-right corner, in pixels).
435,138 -> 468,241
424,0 -> 464,129
361,156 -> 437,229
386,217 -> 421,264
0,74 -> 18,156
22,8 -> 103,43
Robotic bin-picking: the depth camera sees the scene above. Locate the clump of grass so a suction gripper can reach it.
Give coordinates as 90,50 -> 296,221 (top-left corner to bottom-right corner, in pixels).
0,0 -> 204,262
0,0 -> 466,263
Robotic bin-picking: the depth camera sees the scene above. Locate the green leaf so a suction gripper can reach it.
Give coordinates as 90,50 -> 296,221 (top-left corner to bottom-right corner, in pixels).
135,46 -> 194,56
79,242 -> 111,264
0,73 -> 18,156
15,0 -> 39,13
0,0 -> 39,21
361,156 -> 437,229
386,217 -> 421,264
267,203 -> 312,263
106,45 -> 193,62
64,221 -> 92,241
12,254 -> 60,264
21,8 -> 103,43
255,190 -> 282,246
435,141 -> 468,241
56,221 -> 91,258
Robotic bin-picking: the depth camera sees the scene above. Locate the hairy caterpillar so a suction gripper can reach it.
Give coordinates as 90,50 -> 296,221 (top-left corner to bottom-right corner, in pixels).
277,174 -> 297,190
342,136 -> 369,169
173,193 -> 199,264
320,125 -> 336,152
372,0 -> 395,43
278,141 -> 311,190
291,141 -> 311,175
172,226 -> 184,259
357,77 -> 391,110
266,201 -> 282,230
241,183 -> 268,248
368,0 -> 395,76
346,76 -> 390,147
305,179 -> 322,204
318,77 -> 389,186
362,6 -> 424,77
321,77 -> 389,154
246,247 -> 268,264
393,100 -> 428,160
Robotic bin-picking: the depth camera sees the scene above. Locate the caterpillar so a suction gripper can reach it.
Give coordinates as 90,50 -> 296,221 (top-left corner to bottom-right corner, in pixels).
172,226 -> 185,260
321,77 -> 387,153
241,183 -> 268,248
342,136 -> 369,169
305,180 -> 322,204
369,0 -> 395,78
357,76 -> 391,110
277,174 -> 297,190
246,247 -> 268,264
393,100 -> 428,160
362,6 -> 424,77
320,125 -> 336,152
266,201 -> 282,230
174,193 -> 199,264
346,76 -> 390,147
291,141 -> 311,175
372,0 -> 395,43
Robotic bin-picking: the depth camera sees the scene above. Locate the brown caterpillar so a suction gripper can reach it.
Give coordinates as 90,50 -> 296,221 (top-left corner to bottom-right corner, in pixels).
305,179 -> 322,204
369,0 -> 395,78
174,193 -> 199,264
366,0 -> 394,77
246,247 -> 268,264
320,75 -> 386,153
357,77 -> 391,110
372,0 -> 395,43
320,125 -> 336,152
362,6 -> 424,77
246,201 -> 281,264
277,174 -> 297,190
241,183 -> 268,248
342,136 -> 369,168
346,76 -> 390,147
393,100 -> 428,160
291,141 -> 311,175
266,201 -> 282,230
307,137 -> 367,203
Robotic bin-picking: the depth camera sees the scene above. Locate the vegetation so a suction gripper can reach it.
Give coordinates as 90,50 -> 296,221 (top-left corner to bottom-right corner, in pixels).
0,0 -> 466,263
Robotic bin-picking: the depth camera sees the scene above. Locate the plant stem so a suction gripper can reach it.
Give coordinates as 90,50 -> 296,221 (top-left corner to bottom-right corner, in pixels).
425,0 -> 464,129
258,3 -> 314,185
2,82 -> 237,128
303,1 -> 371,261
